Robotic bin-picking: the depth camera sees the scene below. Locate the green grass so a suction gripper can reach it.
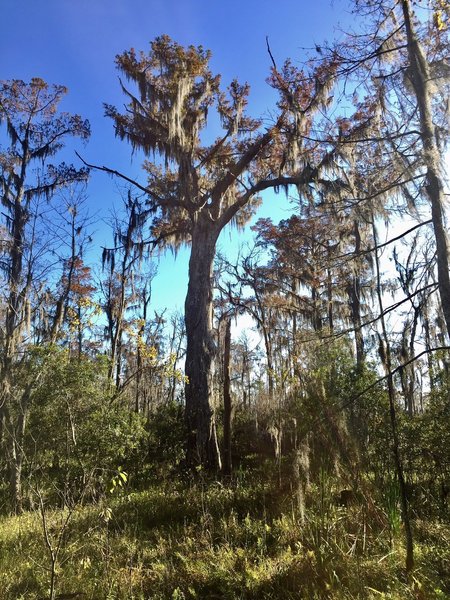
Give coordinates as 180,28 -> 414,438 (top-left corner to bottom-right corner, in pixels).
0,479 -> 449,599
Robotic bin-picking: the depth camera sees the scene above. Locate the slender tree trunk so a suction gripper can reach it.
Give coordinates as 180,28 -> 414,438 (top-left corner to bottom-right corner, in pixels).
222,316 -> 232,477
2,185 -> 29,512
349,221 -> 365,370
373,219 -> 414,573
4,404 -> 23,514
422,300 -> 435,390
261,323 -> 274,397
107,274 -> 128,387
407,308 -> 420,415
327,268 -> 334,332
50,212 -> 77,343
171,332 -> 184,403
135,286 -> 150,413
184,222 -> 221,470
77,305 -> 83,358
135,330 -> 143,414
291,281 -> 303,384
402,0 -> 450,340
254,290 -> 274,397
326,243 -> 334,332
311,286 -> 320,332
348,279 -> 365,367
115,335 -> 123,389
5,381 -> 33,514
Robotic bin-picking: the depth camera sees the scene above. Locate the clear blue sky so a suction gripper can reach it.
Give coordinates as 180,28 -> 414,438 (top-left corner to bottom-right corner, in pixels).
1,0 -> 353,314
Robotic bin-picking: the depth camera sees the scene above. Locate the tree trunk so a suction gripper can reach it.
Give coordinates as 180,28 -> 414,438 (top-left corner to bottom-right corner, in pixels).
222,316 -> 232,477
422,299 -> 435,390
135,286 -> 150,413
326,243 -> 334,332
311,284 -> 322,332
2,187 -> 28,512
4,382 -> 33,514
135,328 -> 143,414
254,289 -> 274,397
349,221 -> 365,370
4,403 -> 23,514
184,222 -> 221,470
402,0 -> 450,340
407,308 -> 420,416
261,322 -> 274,397
373,219 -> 414,573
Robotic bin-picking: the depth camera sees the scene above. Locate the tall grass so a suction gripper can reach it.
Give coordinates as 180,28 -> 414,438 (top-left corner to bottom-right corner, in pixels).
1,476 -> 449,599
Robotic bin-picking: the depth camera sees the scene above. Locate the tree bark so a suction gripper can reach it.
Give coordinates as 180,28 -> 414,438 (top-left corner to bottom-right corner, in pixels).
184,222 -> 221,470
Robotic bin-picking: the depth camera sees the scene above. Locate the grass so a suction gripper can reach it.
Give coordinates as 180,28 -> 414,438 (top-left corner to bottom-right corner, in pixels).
0,477 -> 449,599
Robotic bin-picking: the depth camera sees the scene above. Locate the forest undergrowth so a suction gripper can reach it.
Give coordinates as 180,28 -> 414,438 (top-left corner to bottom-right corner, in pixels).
1,462 -> 449,600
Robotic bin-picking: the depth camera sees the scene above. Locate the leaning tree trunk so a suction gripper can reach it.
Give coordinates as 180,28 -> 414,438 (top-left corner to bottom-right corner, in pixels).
184,222 -> 221,470
402,0 -> 450,340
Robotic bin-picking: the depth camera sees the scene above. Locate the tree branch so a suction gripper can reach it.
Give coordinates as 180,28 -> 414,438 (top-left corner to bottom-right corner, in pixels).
346,346 -> 450,409
335,219 -> 433,262
75,152 -> 184,209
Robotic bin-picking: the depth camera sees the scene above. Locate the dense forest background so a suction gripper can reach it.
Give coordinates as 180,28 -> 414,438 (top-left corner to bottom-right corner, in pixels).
1,0 -> 449,598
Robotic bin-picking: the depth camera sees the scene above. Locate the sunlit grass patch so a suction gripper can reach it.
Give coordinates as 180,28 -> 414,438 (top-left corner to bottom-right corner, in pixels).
0,481 -> 449,599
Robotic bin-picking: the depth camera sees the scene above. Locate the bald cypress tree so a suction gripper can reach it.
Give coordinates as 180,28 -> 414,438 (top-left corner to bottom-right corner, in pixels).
104,36 -> 338,468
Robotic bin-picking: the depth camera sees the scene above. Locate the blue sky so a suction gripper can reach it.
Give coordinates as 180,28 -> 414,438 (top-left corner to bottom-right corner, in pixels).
1,0 -> 353,314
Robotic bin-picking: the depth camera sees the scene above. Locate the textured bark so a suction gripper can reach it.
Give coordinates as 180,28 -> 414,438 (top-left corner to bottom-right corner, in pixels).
184,222 -> 221,469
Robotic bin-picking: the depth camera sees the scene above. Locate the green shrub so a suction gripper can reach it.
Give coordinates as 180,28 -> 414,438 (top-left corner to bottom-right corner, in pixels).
21,347 -> 147,506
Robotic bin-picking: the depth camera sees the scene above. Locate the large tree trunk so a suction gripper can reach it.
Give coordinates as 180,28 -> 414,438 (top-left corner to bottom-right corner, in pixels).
184,222 -> 221,470
402,0 -> 450,340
